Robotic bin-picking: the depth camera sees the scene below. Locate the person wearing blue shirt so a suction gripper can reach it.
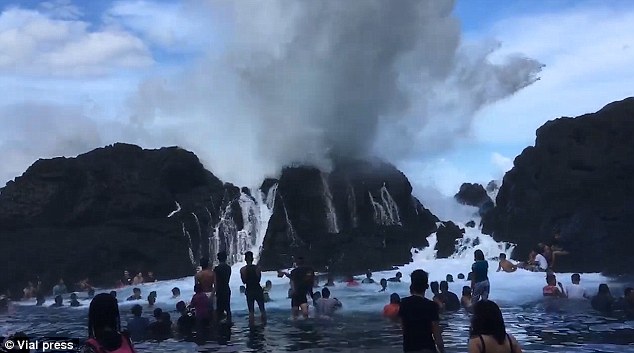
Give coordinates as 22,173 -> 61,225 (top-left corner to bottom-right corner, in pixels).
471,250 -> 490,304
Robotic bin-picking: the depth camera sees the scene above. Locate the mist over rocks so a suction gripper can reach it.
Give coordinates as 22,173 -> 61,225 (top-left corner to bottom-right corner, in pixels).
483,97 -> 634,274
257,159 -> 440,273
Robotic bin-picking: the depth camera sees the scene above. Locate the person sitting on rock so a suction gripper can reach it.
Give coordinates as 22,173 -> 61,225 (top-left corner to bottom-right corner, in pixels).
362,270 -> 376,284
388,272 -> 402,282
50,295 -> 64,307
70,293 -> 82,307
383,293 -> 400,321
549,232 -> 569,270
53,278 -> 68,296
122,270 -> 132,286
23,281 -> 36,300
539,243 -> 553,267
379,278 -> 388,292
497,253 -> 517,273
127,288 -> 142,301
146,272 -> 157,283
132,272 -> 144,285
591,284 -> 614,313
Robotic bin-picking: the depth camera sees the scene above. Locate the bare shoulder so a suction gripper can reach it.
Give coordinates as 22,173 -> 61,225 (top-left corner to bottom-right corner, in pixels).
509,334 -> 523,352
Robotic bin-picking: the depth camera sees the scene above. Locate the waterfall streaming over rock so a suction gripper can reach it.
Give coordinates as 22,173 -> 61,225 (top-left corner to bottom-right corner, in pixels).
181,222 -> 196,267
321,172 -> 340,234
380,184 -> 401,225
347,182 -> 358,228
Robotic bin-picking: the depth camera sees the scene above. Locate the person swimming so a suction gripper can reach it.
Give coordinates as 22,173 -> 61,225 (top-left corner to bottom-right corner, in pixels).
387,272 -> 402,282
70,293 -> 81,307
496,253 -> 517,273
50,295 -> 63,307
126,288 -> 142,301
362,270 -> 376,284
379,278 -> 388,292
171,287 -> 181,299
383,293 -> 400,321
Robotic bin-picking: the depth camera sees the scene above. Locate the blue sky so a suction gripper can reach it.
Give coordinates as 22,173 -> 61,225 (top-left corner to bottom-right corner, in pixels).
0,0 -> 633,204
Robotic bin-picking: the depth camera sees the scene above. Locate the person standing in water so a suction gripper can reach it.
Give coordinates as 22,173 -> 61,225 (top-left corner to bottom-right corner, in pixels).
398,269 -> 445,353
289,256 -> 315,319
214,251 -> 232,324
240,251 -> 267,325
471,250 -> 490,304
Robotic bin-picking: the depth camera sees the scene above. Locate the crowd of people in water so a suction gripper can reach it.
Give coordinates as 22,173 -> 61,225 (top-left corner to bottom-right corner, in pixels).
2,246 -> 634,353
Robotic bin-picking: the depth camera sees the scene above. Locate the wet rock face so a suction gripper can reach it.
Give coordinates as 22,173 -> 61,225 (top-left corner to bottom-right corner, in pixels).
0,143 -> 242,296
258,159 -> 439,273
483,98 -> 634,273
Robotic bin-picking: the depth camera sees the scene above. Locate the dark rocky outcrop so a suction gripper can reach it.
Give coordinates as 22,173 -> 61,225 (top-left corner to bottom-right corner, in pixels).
435,221 -> 465,258
483,98 -> 634,273
0,143 -> 246,296
455,183 -> 495,222
258,159 -> 440,273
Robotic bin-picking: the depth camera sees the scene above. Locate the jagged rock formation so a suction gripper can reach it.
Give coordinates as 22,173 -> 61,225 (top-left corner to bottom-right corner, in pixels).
435,221 -> 466,258
483,98 -> 634,273
455,182 -> 495,222
258,159 -> 440,273
0,143 -> 271,296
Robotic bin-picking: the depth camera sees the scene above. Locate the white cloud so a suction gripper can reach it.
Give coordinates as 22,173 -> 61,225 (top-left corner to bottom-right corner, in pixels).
472,4 -> 634,145
0,7 -> 153,76
38,0 -> 82,20
104,0 -> 221,53
491,152 -> 513,174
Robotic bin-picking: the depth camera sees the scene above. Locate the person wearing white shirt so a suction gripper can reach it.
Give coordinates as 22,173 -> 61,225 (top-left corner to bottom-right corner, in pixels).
534,253 -> 549,271
566,273 -> 588,299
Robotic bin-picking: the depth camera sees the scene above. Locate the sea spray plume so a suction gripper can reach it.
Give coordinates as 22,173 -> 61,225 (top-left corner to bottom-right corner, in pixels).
125,0 -> 543,186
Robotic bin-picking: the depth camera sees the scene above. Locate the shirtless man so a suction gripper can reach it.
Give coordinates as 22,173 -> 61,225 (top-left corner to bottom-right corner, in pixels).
496,253 -> 517,273
194,257 -> 216,321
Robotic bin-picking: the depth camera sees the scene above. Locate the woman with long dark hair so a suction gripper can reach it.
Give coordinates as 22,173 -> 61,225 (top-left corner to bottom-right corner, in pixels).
468,300 -> 522,353
80,293 -> 136,353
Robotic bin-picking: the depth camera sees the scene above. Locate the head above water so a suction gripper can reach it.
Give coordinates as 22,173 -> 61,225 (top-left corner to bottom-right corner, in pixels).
380,278 -> 387,287
598,283 -> 611,296
70,293 -> 77,300
390,292 -> 401,304
217,251 -> 228,263
172,287 -> 180,296
176,300 -> 186,313
153,308 -> 162,319
396,272 -> 402,278
546,274 -> 556,285
457,273 -> 465,280
55,295 -> 63,304
147,295 -> 156,306
321,287 -> 331,298
409,269 -> 429,294
131,304 -> 142,317
88,293 -> 121,338
499,253 -> 507,260
430,281 -> 439,294
366,270 -> 372,278
571,273 -> 581,284
200,257 -> 210,269
440,281 -> 449,292
446,274 -> 454,283
109,291 -> 117,298
470,300 -> 507,345
265,280 -> 272,288
133,288 -> 141,295
474,249 -> 485,261
244,251 -> 254,264
462,286 -> 472,296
